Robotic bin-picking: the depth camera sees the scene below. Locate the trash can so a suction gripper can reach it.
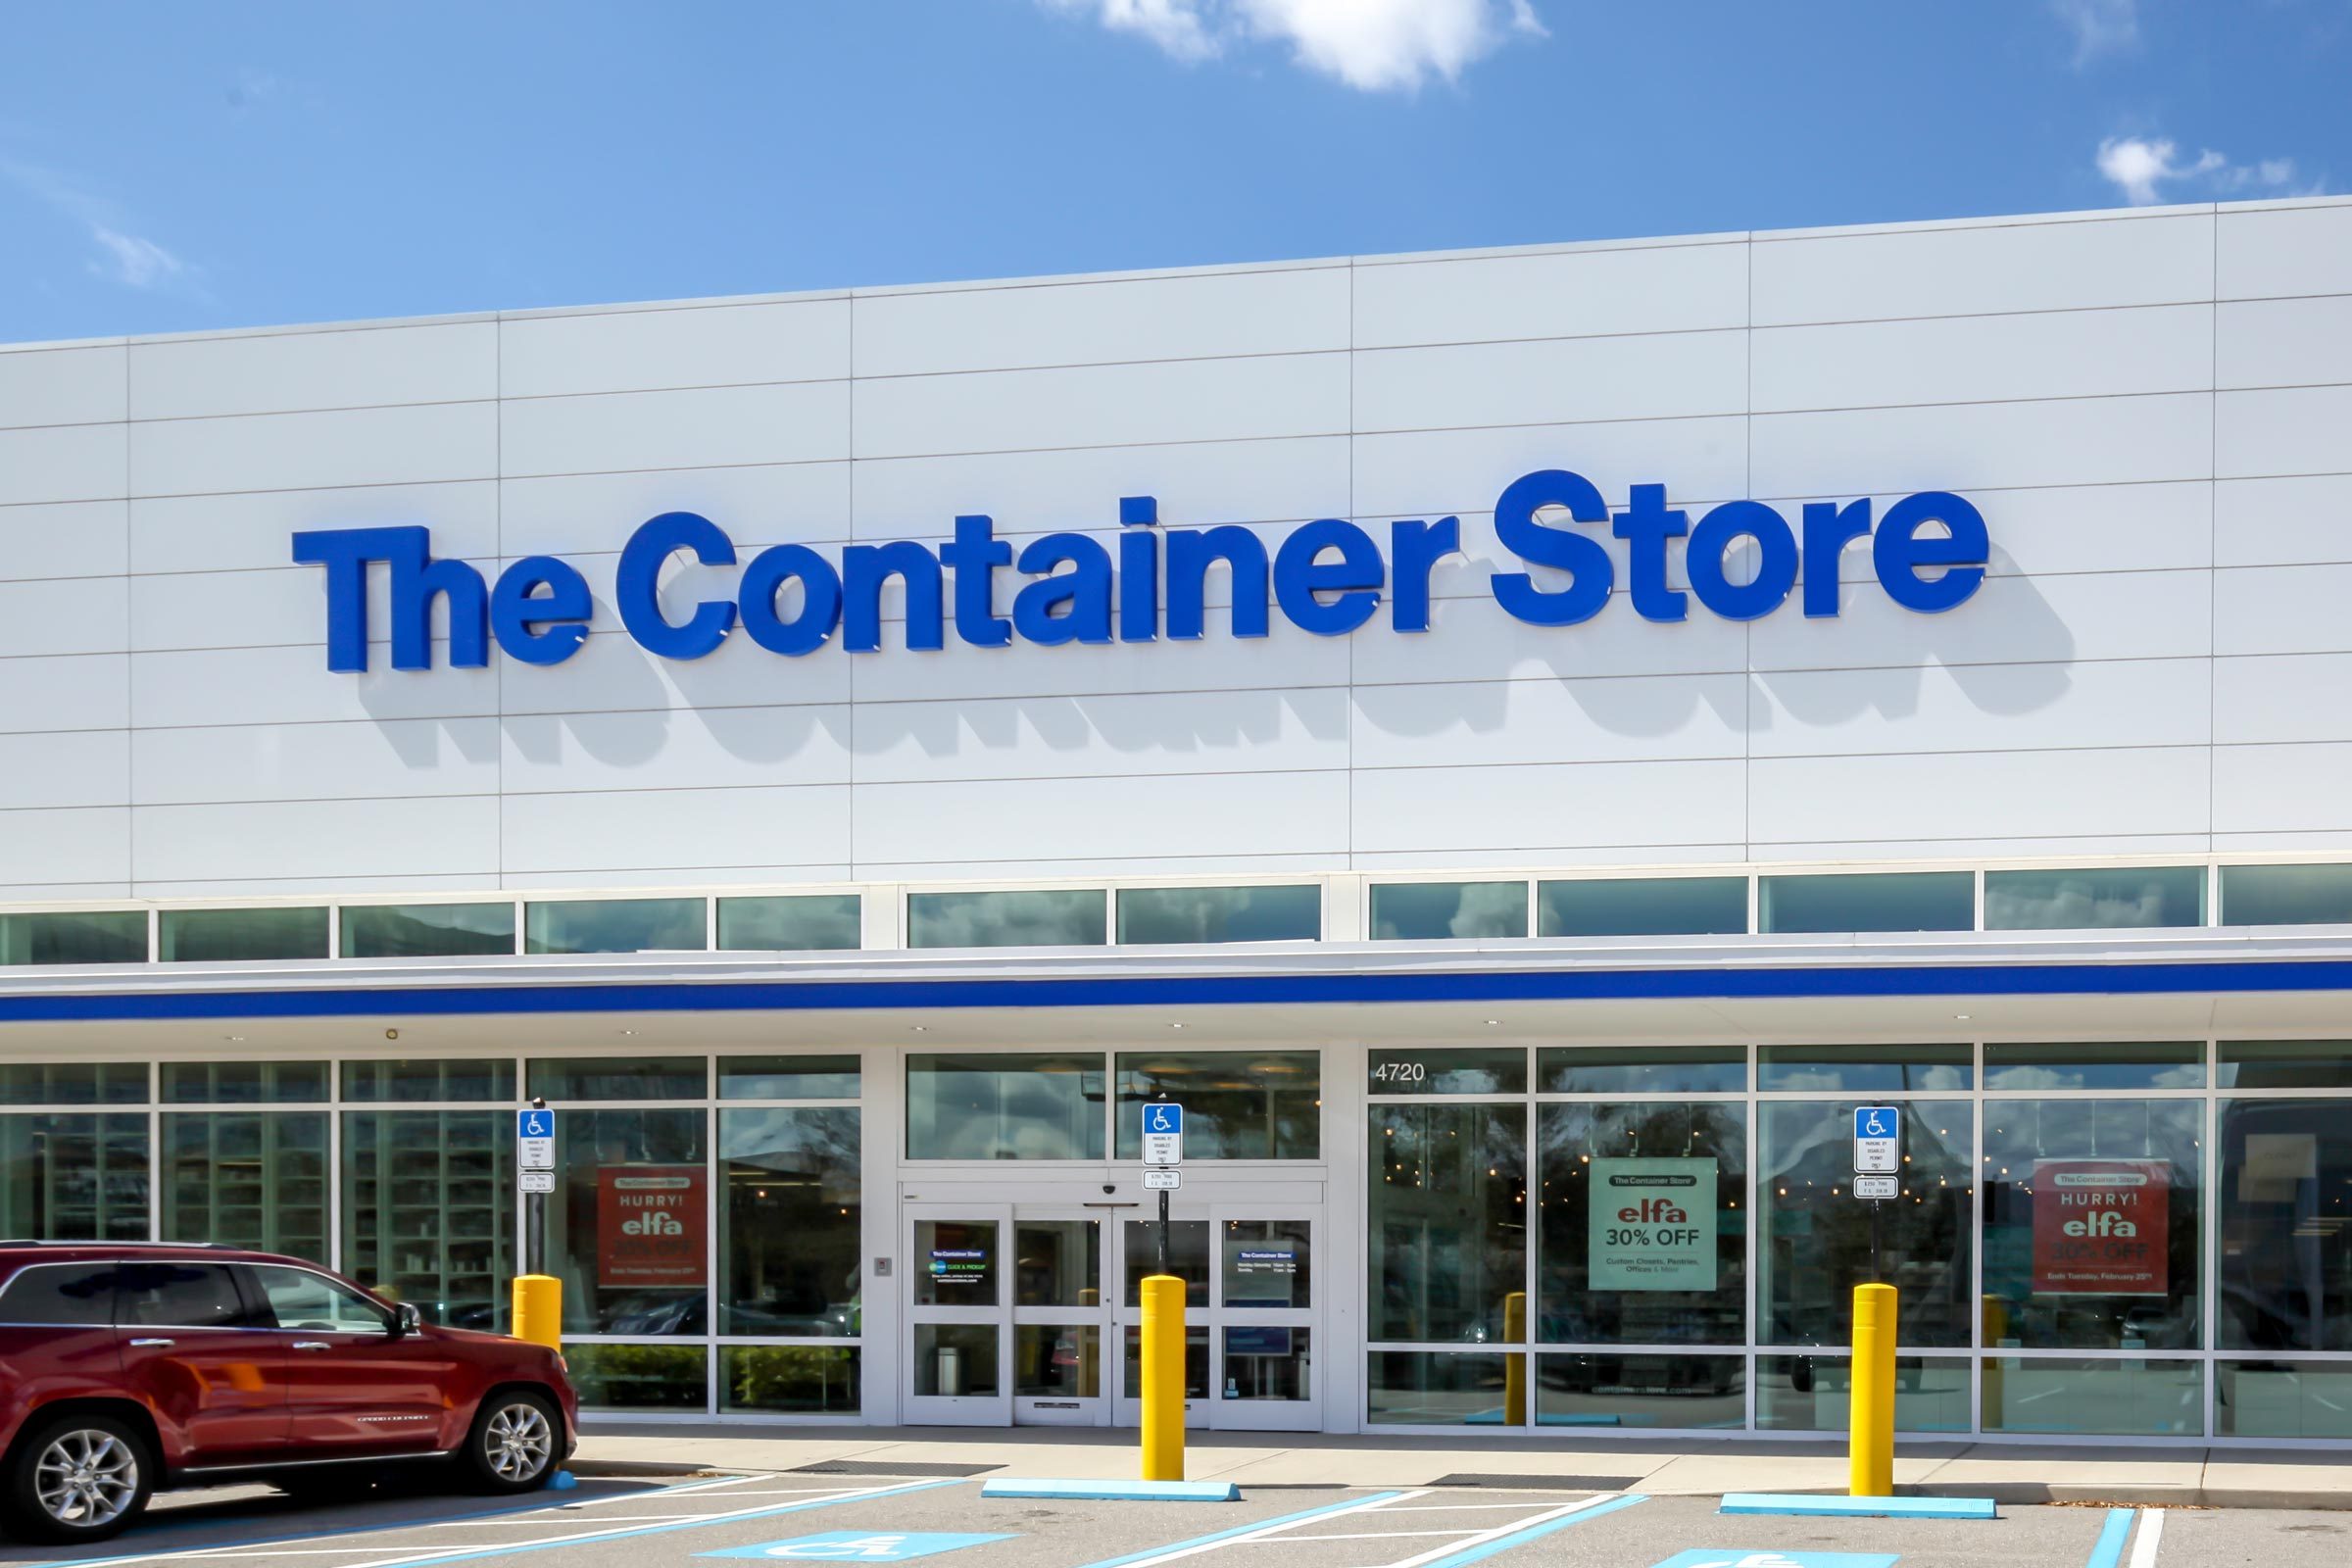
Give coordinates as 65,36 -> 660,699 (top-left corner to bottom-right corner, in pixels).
936,1344 -> 963,1396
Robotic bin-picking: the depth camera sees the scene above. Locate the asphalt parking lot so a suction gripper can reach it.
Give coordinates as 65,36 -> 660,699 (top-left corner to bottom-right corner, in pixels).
0,1469 -> 2345,1568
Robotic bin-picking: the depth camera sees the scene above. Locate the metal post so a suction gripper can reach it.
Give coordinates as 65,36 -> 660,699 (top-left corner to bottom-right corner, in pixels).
1157,1188 -> 1170,1276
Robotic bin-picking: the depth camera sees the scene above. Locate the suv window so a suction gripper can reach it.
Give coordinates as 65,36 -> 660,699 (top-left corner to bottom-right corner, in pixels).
246,1265 -> 391,1334
116,1263 -> 253,1328
0,1264 -> 118,1326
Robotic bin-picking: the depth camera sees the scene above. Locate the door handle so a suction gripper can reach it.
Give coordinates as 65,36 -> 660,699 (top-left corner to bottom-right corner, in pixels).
127,1338 -> 174,1348
291,1342 -> 331,1350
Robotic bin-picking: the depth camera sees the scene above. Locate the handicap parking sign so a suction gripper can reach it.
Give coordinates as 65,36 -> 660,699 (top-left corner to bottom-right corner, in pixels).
1649,1552 -> 1898,1568
701,1533 -> 1014,1561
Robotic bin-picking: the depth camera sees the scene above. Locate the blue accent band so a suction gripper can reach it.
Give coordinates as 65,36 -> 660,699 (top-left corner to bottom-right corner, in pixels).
1415,1493 -> 1647,1568
1069,1491 -> 1406,1568
9,956 -> 2352,1023
1719,1493 -> 1998,1519
2085,1508 -> 2138,1568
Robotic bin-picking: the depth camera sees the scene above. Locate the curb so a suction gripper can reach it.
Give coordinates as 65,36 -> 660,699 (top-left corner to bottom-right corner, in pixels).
567,1458 -> 728,1479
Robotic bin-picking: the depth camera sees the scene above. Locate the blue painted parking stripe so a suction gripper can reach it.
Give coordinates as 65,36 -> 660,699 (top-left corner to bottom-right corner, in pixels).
36,1473 -> 775,1568
1411,1493 -> 1647,1568
1070,1491 -> 1409,1568
2085,1508 -> 2138,1568
352,1477 -> 965,1568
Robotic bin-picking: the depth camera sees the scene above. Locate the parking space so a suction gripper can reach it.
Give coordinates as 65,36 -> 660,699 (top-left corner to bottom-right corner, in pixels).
2,1475 -> 2345,1568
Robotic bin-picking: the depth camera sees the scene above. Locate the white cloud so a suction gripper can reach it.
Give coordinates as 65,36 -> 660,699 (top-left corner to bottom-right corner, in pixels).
0,156 -> 201,295
1043,0 -> 1545,91
2052,0 -> 2139,66
2094,135 -> 2319,205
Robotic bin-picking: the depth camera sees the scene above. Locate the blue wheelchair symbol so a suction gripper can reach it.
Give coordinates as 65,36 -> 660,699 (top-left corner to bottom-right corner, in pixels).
1144,1103 -> 1183,1135
1855,1106 -> 1897,1139
518,1109 -> 554,1139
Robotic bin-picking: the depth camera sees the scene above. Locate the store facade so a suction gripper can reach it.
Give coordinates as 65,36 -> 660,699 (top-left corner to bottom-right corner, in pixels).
1,195 -> 2350,1444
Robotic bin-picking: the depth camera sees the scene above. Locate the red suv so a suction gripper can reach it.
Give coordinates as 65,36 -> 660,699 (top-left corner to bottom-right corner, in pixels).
0,1243 -> 577,1544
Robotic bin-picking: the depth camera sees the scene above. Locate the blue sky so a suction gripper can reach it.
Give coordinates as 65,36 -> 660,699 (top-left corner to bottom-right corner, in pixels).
2,0 -> 2345,342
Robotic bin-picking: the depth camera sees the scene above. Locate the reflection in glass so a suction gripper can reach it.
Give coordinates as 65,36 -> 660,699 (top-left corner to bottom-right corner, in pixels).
1124,1220 -> 1209,1308
720,1107 -> 859,1336
1372,881 -> 1528,941
2219,1041 -> 2352,1091
566,1343 -> 708,1410
525,898 -> 707,955
162,1061 -> 328,1103
1123,1324 -> 1210,1399
1759,1101 -> 1974,1347
1540,876 -> 1747,937
341,1058 -> 515,1102
1367,1351 -> 1518,1426
550,1106 -> 708,1334
913,1219 -> 1000,1306
0,1114 -> 149,1241
1115,1053 -> 1318,1159
720,1055 -> 860,1101
163,1112 -> 328,1262
723,1346 -> 859,1414
0,1063 -> 147,1106
528,1057 -> 708,1102
1980,1099 -> 2201,1349
906,1054 -> 1105,1160
2219,1100 -> 2352,1351
1224,1327 -> 1309,1400
1537,1102 -> 1745,1345
1982,1356 -> 2202,1436
1540,1046 -> 1745,1096
1759,1045 -> 1972,1094
2221,862 -> 2352,926
340,903 -> 515,958
1536,1353 -> 1743,1428
2218,1361 -> 2352,1439
1015,1221 -> 1100,1308
1016,1325 -> 1102,1399
340,1109 -> 514,1331
1984,866 -> 2204,930
907,890 -> 1104,949
1368,1103 -> 1526,1344
1759,872 -> 1972,934
1369,1047 -> 1526,1097
1984,1042 -> 2205,1092
1221,1219 -> 1310,1308
159,906 -> 329,961
1755,1355 -> 1971,1432
1116,885 -> 1320,944
715,894 -> 861,952
0,910 -> 146,965
915,1324 -> 1000,1396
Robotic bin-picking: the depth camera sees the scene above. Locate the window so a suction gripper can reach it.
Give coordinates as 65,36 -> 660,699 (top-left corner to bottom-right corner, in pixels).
0,1063 -> 145,1106
565,1343 -> 709,1410
525,898 -> 707,955
341,903 -> 516,958
1759,1044 -> 1972,1094
162,1061 -> 328,1103
1538,1353 -> 1745,1429
1540,876 -> 1748,938
341,1108 -> 514,1331
0,911 -> 146,965
1541,1046 -> 1745,1095
1984,866 -> 2204,930
1115,885 -> 1320,944
1757,1355 -> 1972,1433
164,1111 -> 329,1262
341,1058 -> 515,1102
1368,1047 -> 1527,1097
2218,1099 -> 2352,1352
719,1056 -> 860,1101
1758,872 -> 1972,934
116,1262 -> 251,1328
906,889 -> 1104,949
1984,1042 -> 2205,1092
528,1057 -> 708,1101
906,1053 -> 1106,1160
247,1264 -> 391,1333
0,1114 -> 149,1241
722,1346 -> 860,1415
1368,1350 -> 1519,1426
2219,1041 -> 2352,1091
0,1264 -> 118,1326
1114,1052 -> 1319,1159
549,1106 -> 708,1335
2221,862 -> 2352,926
1371,882 -> 1528,941
719,1107 -> 860,1336
1368,1102 -> 1526,1345
159,906 -> 329,962
715,895 -> 861,952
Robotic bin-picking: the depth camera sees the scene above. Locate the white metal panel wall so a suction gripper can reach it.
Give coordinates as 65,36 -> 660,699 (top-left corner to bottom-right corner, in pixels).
1,198 -> 2347,898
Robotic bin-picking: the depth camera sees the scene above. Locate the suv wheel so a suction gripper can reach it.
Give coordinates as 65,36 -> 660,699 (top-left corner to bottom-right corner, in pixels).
4,1415 -> 152,1543
462,1392 -> 559,1493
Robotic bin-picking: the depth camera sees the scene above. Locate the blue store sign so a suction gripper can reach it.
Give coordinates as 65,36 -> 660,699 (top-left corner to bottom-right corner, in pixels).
700,1532 -> 1015,1560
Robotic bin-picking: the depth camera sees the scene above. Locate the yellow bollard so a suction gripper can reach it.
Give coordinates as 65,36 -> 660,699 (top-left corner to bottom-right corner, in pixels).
513,1274 -> 563,1351
1140,1274 -> 1186,1482
1501,1291 -> 1528,1426
1848,1282 -> 1897,1497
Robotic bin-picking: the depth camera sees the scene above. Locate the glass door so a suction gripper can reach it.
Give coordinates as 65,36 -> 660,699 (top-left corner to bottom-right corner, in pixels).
1109,1201 -> 1321,1431
904,1203 -> 1011,1425
1010,1213 -> 1109,1426
1113,1212 -> 1212,1429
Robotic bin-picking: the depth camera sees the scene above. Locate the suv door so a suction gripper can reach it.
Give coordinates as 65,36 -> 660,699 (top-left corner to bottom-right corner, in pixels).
114,1261 -> 288,1469
241,1264 -> 457,1456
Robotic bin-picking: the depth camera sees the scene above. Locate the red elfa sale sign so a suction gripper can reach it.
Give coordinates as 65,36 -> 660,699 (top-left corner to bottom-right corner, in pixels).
2033,1158 -> 2169,1296
598,1165 -> 707,1288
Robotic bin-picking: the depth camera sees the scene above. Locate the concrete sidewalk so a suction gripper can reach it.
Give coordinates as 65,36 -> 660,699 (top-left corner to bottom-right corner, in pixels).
573,1423 -> 2352,1510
